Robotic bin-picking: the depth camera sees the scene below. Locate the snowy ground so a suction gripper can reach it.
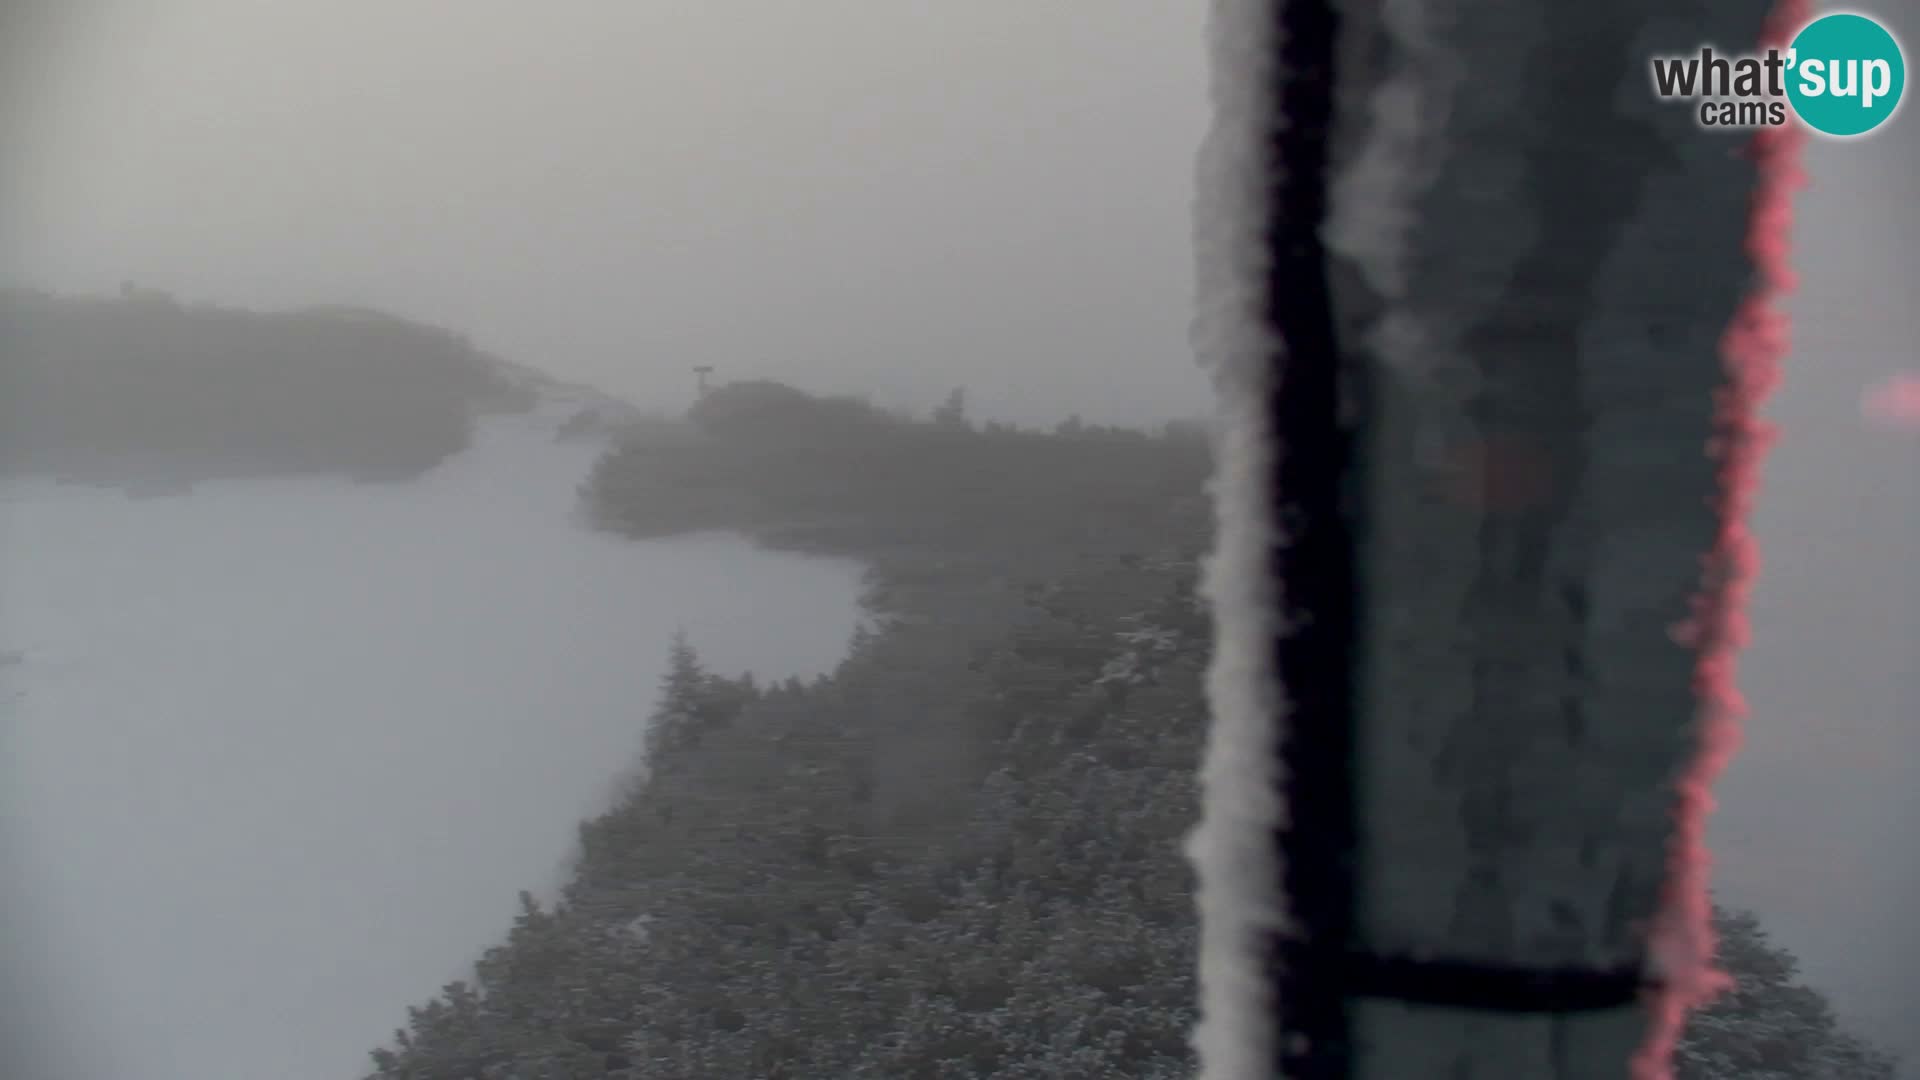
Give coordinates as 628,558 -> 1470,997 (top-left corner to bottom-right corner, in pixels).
0,407 -> 864,1080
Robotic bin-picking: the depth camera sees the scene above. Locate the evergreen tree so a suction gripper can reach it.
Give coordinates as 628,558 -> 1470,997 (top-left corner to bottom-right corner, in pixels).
366,410 -> 1894,1080
1676,906 -> 1899,1079
933,387 -> 969,429
648,631 -> 717,762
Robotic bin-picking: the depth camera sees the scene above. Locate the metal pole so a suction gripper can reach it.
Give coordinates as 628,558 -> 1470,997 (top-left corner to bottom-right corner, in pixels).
1191,1 -> 1795,1076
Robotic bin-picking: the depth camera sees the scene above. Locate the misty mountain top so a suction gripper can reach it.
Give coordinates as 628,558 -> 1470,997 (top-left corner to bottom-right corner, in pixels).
0,288 -> 576,488
583,378 -> 1214,600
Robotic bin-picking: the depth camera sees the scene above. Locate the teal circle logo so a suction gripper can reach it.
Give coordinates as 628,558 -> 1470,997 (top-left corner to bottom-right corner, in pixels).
1786,13 -> 1905,136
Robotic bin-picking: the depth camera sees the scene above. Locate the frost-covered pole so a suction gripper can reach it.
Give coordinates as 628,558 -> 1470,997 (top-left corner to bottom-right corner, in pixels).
1188,0 -> 1802,1078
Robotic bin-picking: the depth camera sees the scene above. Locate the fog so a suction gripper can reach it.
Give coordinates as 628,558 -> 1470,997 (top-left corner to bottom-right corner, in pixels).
1,0 -> 1917,1075
0,408 -> 864,1079
1,1 -> 1210,428
1711,115 -> 1920,1062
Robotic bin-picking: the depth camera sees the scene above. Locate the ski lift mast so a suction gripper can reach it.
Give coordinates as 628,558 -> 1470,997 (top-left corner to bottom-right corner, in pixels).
1191,0 -> 1803,1077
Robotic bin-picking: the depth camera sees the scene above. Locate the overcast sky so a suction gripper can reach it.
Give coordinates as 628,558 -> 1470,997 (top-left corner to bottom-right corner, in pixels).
1714,95 -> 1920,1061
0,1 -> 1211,426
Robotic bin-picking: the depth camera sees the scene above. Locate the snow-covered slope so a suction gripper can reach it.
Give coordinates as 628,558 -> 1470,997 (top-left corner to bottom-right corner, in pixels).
0,410 -> 863,1080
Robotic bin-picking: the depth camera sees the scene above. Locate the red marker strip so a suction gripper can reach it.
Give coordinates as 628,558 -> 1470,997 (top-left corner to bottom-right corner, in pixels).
1634,3 -> 1809,1075
1862,372 -> 1920,432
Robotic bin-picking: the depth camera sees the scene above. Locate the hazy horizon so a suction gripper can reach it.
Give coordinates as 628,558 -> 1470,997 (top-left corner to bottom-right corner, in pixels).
1,2 -> 1211,428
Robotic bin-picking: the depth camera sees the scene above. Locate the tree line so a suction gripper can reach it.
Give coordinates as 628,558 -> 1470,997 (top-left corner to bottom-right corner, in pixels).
368,381 -> 1895,1078
0,288 -> 534,486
